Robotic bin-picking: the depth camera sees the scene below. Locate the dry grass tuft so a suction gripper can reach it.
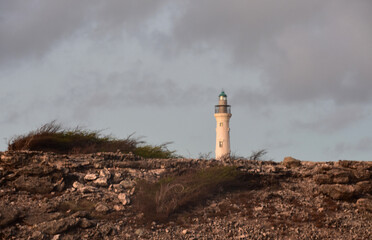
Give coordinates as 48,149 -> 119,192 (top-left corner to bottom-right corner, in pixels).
7,121 -> 177,158
135,166 -> 246,223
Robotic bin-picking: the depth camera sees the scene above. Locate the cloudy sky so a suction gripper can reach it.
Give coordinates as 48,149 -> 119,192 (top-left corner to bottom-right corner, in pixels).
1,0 -> 371,161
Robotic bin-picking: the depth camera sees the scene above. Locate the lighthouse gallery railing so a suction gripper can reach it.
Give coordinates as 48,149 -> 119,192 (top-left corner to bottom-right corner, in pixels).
214,105 -> 231,114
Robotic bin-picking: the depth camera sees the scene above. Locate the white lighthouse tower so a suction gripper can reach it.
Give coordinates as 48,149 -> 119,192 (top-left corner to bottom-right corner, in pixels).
214,91 -> 232,159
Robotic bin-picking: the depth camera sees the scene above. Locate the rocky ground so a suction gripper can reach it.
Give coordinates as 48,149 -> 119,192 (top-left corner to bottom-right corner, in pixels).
0,151 -> 371,240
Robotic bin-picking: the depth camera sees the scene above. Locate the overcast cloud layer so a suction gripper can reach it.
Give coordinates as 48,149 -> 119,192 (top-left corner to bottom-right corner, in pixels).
1,0 -> 371,161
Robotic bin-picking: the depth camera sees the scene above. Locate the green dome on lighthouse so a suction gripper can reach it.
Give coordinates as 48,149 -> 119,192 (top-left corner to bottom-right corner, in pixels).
219,91 -> 227,97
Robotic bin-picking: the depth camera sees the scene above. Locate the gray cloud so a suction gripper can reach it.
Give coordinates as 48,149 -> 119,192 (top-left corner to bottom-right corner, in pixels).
3,1 -> 371,107
293,105 -> 369,134
230,88 -> 268,108
165,0 -> 372,105
325,137 -> 372,158
1,68 -> 214,127
1,0 -> 371,145
48,69 -> 216,120
94,71 -> 213,106
0,0 -> 169,66
355,137 -> 372,152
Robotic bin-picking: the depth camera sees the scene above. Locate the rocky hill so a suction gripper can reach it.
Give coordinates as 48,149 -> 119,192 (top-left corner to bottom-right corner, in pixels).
0,151 -> 371,239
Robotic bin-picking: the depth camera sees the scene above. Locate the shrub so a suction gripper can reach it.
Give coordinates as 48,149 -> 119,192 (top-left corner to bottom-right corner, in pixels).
230,149 -> 271,161
7,121 -> 178,158
8,121 -> 137,153
198,151 -> 213,160
135,166 -> 244,222
134,143 -> 177,159
249,149 -> 268,160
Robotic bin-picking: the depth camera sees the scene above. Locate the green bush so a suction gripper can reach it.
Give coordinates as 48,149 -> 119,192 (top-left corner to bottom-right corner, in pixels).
7,121 -> 178,158
134,143 -> 176,159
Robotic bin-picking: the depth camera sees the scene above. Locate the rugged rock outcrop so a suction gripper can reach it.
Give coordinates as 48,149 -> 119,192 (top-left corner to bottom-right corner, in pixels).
0,151 -> 371,239
283,156 -> 302,168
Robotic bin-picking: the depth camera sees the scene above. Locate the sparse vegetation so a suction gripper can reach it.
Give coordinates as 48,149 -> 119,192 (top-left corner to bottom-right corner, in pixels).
134,143 -> 176,159
228,149 -> 271,161
1,150 -> 370,238
249,149 -> 269,161
135,166 -> 246,222
7,121 -> 178,158
214,149 -> 271,161
198,151 -> 213,160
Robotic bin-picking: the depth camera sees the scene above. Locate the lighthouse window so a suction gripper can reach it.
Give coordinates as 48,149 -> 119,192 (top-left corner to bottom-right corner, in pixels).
219,122 -> 223,127
219,141 -> 223,147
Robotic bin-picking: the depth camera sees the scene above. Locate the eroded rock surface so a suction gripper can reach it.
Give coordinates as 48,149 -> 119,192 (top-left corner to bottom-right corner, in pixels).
0,151 -> 371,239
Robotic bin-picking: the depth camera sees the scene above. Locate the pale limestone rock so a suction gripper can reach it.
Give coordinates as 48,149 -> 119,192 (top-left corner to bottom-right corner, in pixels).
283,156 -> 301,168
112,172 -> 123,183
119,180 -> 135,189
51,234 -> 60,240
72,181 -> 84,189
72,181 -> 96,193
114,204 -> 125,211
149,168 -> 166,176
84,173 -> 97,181
135,228 -> 144,236
95,203 -> 109,213
100,168 -> 111,179
54,178 -> 65,192
81,186 -> 96,193
93,177 -> 108,187
79,218 -> 94,229
129,187 -> 136,195
31,231 -> 44,239
118,193 -> 130,205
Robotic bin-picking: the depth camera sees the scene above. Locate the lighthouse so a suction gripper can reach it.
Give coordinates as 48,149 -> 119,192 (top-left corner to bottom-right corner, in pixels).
214,91 -> 232,159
